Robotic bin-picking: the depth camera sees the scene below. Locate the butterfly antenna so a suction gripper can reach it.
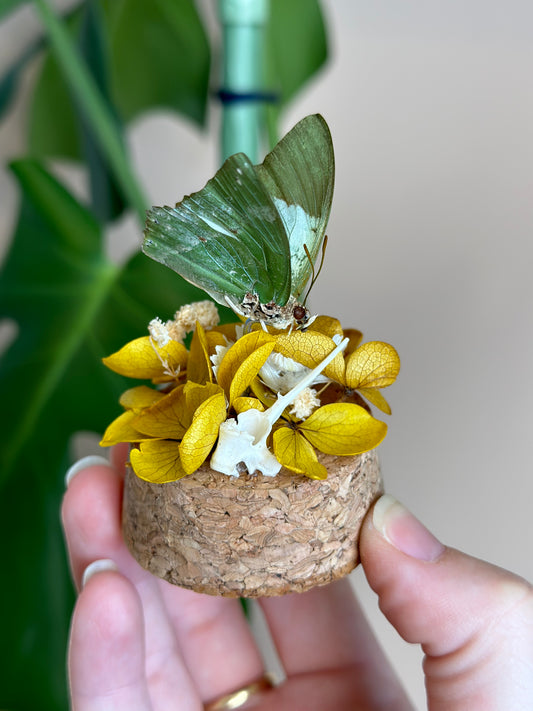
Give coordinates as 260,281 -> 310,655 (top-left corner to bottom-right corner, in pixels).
302,235 -> 329,306
302,244 -> 315,306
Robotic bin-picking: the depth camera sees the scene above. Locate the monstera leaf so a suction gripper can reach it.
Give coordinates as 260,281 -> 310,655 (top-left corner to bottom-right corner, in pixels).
0,159 -> 218,709
0,0 -> 26,20
268,0 -> 328,104
28,0 -> 211,162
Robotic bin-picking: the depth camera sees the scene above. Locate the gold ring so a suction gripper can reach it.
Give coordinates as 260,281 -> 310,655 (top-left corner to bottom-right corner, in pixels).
204,675 -> 274,710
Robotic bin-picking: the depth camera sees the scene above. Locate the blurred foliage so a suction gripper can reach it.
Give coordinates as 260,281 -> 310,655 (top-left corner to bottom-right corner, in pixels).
268,0 -> 327,105
0,0 -> 328,708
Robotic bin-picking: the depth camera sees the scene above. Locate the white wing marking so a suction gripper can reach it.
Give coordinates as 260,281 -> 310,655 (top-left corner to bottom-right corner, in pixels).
273,198 -> 321,299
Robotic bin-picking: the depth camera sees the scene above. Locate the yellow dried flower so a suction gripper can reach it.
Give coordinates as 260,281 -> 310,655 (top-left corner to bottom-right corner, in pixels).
100,302 -> 399,482
344,341 -> 401,415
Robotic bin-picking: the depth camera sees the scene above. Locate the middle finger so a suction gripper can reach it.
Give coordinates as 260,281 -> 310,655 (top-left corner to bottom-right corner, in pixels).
159,583 -> 265,704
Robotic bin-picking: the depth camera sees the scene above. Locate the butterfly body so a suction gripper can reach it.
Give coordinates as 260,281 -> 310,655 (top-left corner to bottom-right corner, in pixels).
143,114 -> 335,329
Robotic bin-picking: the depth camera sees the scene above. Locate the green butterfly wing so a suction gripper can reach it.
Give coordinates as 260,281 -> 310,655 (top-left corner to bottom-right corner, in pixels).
143,152 -> 292,307
143,114 -> 334,312
255,114 -> 334,301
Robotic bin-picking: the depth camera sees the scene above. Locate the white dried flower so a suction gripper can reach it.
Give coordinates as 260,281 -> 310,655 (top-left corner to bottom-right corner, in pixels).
210,340 -> 233,379
174,300 -> 219,331
260,352 -> 329,395
289,387 -> 321,420
148,317 -> 171,347
166,320 -> 187,343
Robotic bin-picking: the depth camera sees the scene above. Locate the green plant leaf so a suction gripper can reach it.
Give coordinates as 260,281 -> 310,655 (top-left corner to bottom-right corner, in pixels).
267,0 -> 328,104
0,38 -> 43,118
0,445 -> 75,711
28,8 -> 82,160
0,0 -> 28,20
105,0 -> 210,124
0,157 -> 218,485
0,4 -> 79,121
29,0 -> 210,163
0,160 -> 104,480
28,1 -> 126,221
0,159 -> 229,707
32,0 -> 147,222
77,0 -> 127,221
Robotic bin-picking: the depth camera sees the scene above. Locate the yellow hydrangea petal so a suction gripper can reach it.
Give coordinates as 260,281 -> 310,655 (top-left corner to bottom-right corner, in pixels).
308,315 -> 344,339
130,440 -> 188,483
273,427 -> 327,480
179,393 -> 227,474
184,381 -> 225,419
346,341 -> 400,389
275,331 -> 345,384
103,336 -> 187,380
187,321 -> 212,384
100,410 -> 149,447
133,385 -> 188,439
206,329 -> 229,351
249,377 -> 278,409
358,387 -> 392,415
228,341 -> 276,406
212,322 -> 239,341
216,330 -> 274,396
119,385 -> 166,411
233,396 -> 265,414
133,382 -> 224,439
299,403 -> 387,455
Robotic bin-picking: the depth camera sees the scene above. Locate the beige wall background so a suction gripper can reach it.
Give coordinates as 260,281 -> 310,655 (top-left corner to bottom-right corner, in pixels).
1,1 -> 532,708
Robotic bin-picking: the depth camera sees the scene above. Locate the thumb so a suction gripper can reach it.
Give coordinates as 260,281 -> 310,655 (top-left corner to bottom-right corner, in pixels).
360,494 -> 533,711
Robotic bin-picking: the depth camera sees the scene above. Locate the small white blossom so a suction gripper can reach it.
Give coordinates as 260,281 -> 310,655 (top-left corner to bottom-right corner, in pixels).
289,387 -> 321,420
166,320 -> 187,343
210,339 -> 233,379
148,318 -> 171,347
149,301 -> 220,346
174,300 -> 219,331
260,352 -> 329,395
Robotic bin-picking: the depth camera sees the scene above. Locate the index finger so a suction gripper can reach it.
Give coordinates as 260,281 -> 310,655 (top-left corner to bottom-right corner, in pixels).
259,577 -> 413,709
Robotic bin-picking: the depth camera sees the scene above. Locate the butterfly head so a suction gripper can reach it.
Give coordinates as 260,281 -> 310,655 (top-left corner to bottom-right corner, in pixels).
292,304 -> 309,324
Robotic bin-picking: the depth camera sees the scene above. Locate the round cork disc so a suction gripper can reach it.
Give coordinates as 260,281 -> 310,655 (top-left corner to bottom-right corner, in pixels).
122,450 -> 383,597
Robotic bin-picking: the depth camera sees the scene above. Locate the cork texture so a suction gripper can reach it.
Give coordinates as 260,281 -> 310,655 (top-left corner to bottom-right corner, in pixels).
122,450 -> 383,597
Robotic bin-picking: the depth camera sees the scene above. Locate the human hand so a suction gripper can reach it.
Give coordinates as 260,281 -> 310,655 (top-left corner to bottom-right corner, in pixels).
62,447 -> 533,710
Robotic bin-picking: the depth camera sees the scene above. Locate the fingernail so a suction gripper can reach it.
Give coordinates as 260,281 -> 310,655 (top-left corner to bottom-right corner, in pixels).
372,494 -> 445,562
82,559 -> 119,588
65,455 -> 112,488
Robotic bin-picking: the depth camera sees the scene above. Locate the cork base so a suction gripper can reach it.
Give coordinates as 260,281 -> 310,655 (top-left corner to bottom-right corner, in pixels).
122,450 -> 383,597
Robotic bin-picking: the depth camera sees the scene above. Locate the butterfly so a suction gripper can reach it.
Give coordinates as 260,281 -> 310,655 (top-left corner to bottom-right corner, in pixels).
143,114 -> 335,329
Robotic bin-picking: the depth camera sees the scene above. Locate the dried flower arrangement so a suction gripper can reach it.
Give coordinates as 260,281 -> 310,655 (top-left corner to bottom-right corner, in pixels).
101,304 -> 398,482
100,115 -> 400,596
